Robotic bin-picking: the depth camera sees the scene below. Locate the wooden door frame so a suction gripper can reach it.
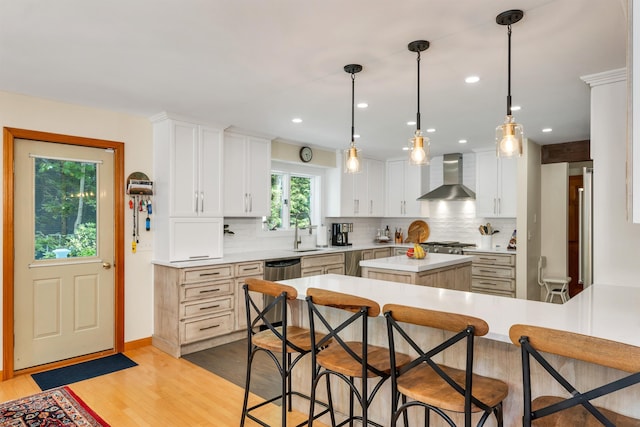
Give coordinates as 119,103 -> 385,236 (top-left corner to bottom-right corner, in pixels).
2,127 -> 125,379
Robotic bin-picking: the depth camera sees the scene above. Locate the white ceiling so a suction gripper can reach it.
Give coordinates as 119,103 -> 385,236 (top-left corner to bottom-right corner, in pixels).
0,0 -> 627,160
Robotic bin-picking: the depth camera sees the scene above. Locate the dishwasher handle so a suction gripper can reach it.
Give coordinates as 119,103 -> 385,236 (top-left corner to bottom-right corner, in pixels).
265,258 -> 301,269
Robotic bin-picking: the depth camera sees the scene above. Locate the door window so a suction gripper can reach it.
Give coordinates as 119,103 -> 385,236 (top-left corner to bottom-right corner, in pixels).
33,156 -> 98,260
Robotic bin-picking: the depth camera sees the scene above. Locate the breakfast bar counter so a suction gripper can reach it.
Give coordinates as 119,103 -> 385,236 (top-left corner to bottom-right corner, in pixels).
279,274 -> 640,425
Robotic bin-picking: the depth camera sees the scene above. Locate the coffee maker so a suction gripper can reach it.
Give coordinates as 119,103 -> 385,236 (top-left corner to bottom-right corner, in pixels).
331,223 -> 353,246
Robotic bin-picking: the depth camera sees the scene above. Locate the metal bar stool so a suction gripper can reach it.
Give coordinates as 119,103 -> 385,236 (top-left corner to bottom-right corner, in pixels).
510,324 -> 640,426
241,278 -> 329,427
305,288 -> 412,427
384,304 -> 508,427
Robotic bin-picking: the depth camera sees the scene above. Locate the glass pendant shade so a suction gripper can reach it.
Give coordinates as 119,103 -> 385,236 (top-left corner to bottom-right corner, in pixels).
409,130 -> 430,165
496,115 -> 523,157
344,145 -> 361,173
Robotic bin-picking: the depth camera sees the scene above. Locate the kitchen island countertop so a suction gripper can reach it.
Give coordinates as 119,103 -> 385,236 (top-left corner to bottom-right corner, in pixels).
359,253 -> 472,272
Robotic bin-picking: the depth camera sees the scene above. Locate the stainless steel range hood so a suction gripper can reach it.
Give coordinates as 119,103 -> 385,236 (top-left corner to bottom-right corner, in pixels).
418,153 -> 476,200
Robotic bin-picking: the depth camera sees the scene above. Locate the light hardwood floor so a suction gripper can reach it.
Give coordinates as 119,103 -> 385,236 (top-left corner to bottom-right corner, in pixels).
0,346 -> 327,426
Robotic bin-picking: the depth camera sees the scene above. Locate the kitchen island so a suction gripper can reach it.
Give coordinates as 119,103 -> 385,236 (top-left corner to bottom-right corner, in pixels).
280,274 -> 640,426
360,253 -> 473,291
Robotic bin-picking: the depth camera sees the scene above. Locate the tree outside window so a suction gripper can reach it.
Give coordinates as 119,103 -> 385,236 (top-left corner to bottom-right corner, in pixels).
268,172 -> 315,230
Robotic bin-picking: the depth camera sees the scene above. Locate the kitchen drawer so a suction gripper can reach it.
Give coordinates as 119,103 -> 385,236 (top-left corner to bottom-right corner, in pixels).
181,312 -> 233,344
325,264 -> 345,275
181,295 -> 234,319
183,264 -> 233,283
301,253 -> 345,269
180,279 -> 233,301
235,261 -> 263,277
472,277 -> 515,292
301,267 -> 325,277
471,253 -> 515,266
472,265 -> 514,279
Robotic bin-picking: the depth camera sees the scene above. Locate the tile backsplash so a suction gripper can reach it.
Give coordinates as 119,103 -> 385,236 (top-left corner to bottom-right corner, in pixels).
223,201 -> 516,254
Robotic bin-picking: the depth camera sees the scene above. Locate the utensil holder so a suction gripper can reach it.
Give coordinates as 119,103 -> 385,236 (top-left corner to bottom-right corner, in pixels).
480,235 -> 493,250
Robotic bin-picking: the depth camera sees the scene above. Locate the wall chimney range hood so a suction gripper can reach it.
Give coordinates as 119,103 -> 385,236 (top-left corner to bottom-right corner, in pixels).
418,153 -> 476,200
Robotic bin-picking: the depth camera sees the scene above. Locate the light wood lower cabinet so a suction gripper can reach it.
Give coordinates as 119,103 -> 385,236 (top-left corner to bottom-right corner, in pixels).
153,260 -> 263,357
361,262 -> 471,291
466,251 -> 516,297
301,253 -> 345,277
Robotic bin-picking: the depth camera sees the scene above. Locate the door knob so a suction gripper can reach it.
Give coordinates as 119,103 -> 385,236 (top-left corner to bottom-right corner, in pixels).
102,262 -> 112,270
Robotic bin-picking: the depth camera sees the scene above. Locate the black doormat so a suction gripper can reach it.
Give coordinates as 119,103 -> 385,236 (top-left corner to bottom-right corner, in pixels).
31,353 -> 137,390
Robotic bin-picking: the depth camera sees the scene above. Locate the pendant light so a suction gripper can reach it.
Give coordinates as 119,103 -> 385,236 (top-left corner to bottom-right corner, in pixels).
408,40 -> 430,166
495,9 -> 524,158
344,64 -> 363,174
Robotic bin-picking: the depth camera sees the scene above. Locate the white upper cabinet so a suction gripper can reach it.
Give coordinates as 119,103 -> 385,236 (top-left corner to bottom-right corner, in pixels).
386,160 -> 424,217
153,114 -> 224,261
154,117 -> 223,218
223,132 -> 271,217
327,156 -> 385,217
475,150 -> 516,217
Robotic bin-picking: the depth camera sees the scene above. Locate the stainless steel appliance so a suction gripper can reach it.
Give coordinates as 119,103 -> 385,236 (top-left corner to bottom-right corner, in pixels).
331,222 -> 353,246
418,153 -> 476,200
420,241 -> 476,255
263,258 -> 301,323
578,167 -> 593,288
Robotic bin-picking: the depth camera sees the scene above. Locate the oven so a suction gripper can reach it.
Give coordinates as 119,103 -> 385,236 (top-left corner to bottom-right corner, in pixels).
420,241 -> 476,255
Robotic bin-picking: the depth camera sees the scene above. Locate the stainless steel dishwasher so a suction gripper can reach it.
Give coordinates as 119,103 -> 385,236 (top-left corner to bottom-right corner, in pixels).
263,258 -> 302,323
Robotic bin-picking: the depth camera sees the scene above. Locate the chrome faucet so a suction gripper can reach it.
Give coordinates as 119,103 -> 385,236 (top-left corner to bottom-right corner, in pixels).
293,212 -> 312,250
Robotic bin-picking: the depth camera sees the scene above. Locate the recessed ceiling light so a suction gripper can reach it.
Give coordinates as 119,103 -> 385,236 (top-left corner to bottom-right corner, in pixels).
291,118 -> 302,123
458,139 -> 468,144
465,76 -> 480,84
511,105 -> 521,111
357,102 -> 368,108
426,128 -> 436,133
407,121 -> 416,126
542,128 -> 552,132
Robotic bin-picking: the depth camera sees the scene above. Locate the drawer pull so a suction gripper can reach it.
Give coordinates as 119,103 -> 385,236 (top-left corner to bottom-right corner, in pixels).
243,266 -> 259,271
189,255 -> 209,259
478,257 -> 498,261
199,324 -> 220,331
200,305 -> 220,310
199,289 -> 220,294
199,272 -> 221,277
479,269 -> 498,273
479,281 -> 497,286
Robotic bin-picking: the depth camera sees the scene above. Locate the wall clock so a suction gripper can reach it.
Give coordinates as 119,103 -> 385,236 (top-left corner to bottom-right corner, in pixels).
299,146 -> 313,162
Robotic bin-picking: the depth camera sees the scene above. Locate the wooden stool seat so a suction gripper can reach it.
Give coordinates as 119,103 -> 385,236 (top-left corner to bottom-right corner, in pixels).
316,341 -> 411,378
396,363 -> 508,413
252,326 -> 324,353
530,396 -> 640,426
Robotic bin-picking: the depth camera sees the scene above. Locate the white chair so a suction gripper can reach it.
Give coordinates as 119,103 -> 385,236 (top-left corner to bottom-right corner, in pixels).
537,256 -> 570,303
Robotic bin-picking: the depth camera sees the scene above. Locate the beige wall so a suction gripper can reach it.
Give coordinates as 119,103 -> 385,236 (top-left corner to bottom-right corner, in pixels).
0,90 -> 154,369
271,139 -> 336,168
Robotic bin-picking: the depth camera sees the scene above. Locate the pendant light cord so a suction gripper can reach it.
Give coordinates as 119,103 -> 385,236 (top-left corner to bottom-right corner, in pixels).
416,50 -> 421,131
351,72 -> 355,146
507,24 -> 512,117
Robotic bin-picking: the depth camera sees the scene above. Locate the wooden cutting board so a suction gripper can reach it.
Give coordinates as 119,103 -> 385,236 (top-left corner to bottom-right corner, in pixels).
404,220 -> 430,243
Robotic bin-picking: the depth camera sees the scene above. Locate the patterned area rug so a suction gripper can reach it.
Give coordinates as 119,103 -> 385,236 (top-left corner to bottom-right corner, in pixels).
0,386 -> 109,426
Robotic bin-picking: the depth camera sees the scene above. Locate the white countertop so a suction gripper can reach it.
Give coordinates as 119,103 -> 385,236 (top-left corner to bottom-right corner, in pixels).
360,253 -> 473,272
279,274 -> 640,348
152,243 -> 399,268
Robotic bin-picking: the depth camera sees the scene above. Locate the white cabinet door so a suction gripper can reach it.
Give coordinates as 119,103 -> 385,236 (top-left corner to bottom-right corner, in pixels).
367,159 -> 385,216
386,160 -> 405,216
169,121 -> 199,217
475,151 -> 499,217
475,150 -> 516,217
404,161 -> 423,217
223,133 -> 271,217
169,218 -> 223,262
246,137 -> 271,217
339,173 -> 357,216
386,160 -> 424,217
198,126 -> 223,217
498,156 -> 517,217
